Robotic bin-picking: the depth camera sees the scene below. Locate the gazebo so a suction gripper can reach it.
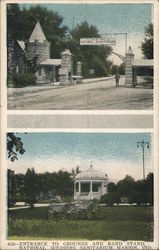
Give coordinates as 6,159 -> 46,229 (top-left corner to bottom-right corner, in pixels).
74,165 -> 108,201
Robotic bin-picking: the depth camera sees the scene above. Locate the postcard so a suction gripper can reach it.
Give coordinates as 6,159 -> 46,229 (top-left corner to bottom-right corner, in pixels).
0,1 -> 159,250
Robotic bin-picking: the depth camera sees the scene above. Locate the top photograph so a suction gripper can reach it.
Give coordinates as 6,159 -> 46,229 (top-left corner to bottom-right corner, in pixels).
7,3 -> 153,110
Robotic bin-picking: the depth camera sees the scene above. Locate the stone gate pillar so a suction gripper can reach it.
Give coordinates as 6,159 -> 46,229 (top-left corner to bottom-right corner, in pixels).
77,61 -> 82,76
76,61 -> 82,83
125,46 -> 135,87
59,49 -> 73,85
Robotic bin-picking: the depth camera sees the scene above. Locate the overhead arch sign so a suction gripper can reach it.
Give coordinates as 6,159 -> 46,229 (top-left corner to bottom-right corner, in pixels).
80,37 -> 116,45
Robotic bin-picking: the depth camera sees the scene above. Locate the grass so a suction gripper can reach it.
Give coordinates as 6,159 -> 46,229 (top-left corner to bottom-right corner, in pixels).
8,206 -> 153,241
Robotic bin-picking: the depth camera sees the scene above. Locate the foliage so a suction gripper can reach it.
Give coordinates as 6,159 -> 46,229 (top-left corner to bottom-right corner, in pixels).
68,21 -> 112,78
141,23 -> 153,59
100,173 -> 153,206
118,63 -> 125,75
12,73 -> 36,87
24,168 -> 39,208
7,133 -> 25,162
7,4 -> 68,58
8,206 -> 153,240
8,168 -> 74,207
117,175 -> 135,197
37,170 -> 74,198
100,193 -> 120,206
7,5 -> 116,78
24,55 -> 39,74
111,64 -> 119,75
7,74 -> 14,87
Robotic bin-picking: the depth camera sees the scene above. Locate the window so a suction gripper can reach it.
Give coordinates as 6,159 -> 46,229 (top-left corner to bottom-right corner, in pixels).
81,182 -> 90,192
92,183 -> 101,192
38,67 -> 42,76
75,182 -> 79,192
16,66 -> 19,73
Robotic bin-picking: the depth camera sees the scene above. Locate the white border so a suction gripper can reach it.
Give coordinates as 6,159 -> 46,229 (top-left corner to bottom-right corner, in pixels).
1,0 -> 159,249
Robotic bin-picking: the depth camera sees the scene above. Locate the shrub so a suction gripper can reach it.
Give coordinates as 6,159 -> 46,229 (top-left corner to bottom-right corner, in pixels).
7,74 -> 14,87
100,192 -> 120,206
13,73 -> 36,88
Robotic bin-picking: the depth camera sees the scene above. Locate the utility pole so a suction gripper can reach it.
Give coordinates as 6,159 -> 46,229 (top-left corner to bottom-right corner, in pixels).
137,140 -> 150,179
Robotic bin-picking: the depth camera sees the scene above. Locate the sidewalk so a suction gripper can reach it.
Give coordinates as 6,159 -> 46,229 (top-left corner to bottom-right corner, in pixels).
7,76 -> 116,97
9,203 -> 50,210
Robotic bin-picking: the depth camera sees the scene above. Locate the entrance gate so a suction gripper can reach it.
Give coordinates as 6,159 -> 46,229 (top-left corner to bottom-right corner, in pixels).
125,47 -> 153,88
80,37 -> 153,88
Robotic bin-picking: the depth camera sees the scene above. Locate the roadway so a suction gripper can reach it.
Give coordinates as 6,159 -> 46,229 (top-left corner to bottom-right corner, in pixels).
7,77 -> 153,110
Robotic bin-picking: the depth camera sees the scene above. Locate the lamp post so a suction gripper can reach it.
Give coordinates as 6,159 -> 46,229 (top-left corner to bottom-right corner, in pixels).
137,140 -> 150,179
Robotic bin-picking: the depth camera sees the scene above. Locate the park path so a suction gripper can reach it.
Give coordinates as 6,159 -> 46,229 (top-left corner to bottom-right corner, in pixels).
9,203 -> 49,210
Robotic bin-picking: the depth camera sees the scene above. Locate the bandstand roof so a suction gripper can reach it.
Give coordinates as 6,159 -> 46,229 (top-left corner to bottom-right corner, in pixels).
75,165 -> 107,181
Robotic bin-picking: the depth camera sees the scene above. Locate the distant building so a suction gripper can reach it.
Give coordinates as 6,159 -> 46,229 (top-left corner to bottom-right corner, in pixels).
8,21 -> 74,85
74,164 -> 108,201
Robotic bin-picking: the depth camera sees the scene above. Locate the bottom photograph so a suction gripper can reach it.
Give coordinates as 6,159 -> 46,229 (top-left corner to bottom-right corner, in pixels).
7,132 -> 153,241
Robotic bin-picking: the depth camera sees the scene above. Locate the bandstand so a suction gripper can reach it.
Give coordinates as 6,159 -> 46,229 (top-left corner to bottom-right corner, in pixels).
74,165 -> 108,201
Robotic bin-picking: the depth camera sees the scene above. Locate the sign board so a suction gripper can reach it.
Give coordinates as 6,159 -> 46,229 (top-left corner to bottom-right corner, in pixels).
80,38 -> 116,45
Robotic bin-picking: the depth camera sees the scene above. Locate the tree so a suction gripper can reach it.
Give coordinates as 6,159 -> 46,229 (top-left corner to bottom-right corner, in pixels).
7,4 -> 21,42
7,133 -> 25,161
111,64 -> 119,75
107,182 -> 117,193
118,63 -> 125,75
100,192 -> 120,206
68,21 -> 112,78
7,4 -> 68,58
24,168 -> 39,208
141,23 -> 153,59
117,175 -> 135,200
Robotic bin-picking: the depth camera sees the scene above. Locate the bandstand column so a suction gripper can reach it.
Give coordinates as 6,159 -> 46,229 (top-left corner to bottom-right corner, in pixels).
90,181 -> 93,193
79,181 -> 81,194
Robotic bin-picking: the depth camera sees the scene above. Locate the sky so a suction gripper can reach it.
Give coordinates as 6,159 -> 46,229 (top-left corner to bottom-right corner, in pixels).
21,3 -> 152,65
8,132 -> 152,182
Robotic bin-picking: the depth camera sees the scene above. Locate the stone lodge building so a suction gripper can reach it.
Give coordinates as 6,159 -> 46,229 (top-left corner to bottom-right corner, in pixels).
8,21 -> 75,85
74,165 -> 108,201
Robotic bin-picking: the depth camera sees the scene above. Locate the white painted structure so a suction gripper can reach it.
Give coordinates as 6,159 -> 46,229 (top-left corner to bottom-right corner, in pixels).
74,165 -> 108,201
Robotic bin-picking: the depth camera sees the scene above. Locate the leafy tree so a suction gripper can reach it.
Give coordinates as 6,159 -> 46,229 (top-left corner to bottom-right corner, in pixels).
7,4 -> 68,58
7,4 -> 21,42
8,169 -> 16,207
68,21 -> 112,78
24,168 -> 39,208
117,175 -> 135,198
118,62 -> 125,75
111,64 -> 119,75
55,170 -> 74,197
14,174 -> 25,202
100,192 -> 120,206
141,23 -> 153,59
107,182 -> 117,193
7,133 -> 25,161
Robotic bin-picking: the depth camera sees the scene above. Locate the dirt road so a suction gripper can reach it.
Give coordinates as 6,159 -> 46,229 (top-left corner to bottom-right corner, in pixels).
7,77 -> 153,110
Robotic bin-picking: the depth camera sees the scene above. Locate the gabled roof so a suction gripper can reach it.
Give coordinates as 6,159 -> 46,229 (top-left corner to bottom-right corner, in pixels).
16,40 -> 26,54
29,20 -> 47,42
40,59 -> 61,66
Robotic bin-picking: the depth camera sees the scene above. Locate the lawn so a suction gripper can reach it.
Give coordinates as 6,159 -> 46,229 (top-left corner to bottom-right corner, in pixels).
8,206 -> 153,241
